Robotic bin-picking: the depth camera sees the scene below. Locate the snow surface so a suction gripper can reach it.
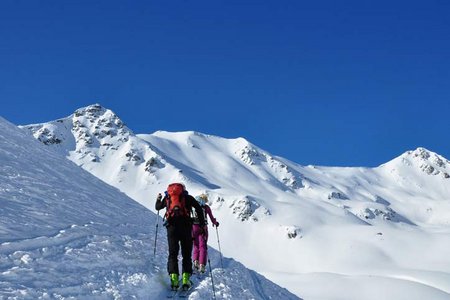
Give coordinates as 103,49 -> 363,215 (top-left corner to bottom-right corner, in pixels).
20,104 -> 450,300
0,116 -> 298,299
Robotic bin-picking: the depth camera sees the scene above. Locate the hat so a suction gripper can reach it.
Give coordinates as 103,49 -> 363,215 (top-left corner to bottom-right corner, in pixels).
195,194 -> 208,206
198,194 -> 208,202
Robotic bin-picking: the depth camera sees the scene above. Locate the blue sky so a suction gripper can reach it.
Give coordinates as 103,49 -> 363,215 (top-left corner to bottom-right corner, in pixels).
1,1 -> 449,167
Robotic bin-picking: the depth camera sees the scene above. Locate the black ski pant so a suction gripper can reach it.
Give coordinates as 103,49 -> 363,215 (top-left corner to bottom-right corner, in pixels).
166,223 -> 193,275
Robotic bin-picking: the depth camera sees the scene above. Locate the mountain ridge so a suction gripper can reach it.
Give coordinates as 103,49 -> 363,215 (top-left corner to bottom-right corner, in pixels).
21,104 -> 450,168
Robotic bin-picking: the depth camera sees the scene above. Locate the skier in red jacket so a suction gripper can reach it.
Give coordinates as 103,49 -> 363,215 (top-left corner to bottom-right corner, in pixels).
155,183 -> 205,290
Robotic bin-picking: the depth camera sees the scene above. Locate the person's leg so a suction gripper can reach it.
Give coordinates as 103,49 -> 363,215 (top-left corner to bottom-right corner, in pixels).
180,225 -> 193,274
191,225 -> 200,264
192,225 -> 199,260
167,226 -> 180,275
199,227 -> 209,271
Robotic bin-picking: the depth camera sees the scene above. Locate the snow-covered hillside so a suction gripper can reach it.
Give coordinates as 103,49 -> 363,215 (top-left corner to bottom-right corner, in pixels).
22,104 -> 450,300
0,116 -> 298,299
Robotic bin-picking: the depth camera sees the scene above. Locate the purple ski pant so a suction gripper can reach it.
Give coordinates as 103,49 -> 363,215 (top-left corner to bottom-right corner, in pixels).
192,224 -> 208,265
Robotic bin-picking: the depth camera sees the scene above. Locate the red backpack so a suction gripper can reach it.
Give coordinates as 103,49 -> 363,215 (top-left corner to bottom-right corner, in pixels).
165,183 -> 190,220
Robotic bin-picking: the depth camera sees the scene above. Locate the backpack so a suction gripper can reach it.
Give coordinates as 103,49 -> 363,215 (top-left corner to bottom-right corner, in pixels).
192,205 -> 207,225
164,183 -> 190,220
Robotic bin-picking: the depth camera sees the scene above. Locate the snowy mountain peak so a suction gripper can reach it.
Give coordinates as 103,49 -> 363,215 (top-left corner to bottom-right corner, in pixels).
74,103 -> 107,115
394,147 -> 450,178
21,104 -> 139,163
72,103 -> 132,139
409,147 -> 449,166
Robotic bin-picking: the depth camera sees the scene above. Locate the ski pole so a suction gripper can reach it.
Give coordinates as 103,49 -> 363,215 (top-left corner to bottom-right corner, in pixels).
153,192 -> 162,260
215,227 -> 224,269
207,258 -> 216,300
153,209 -> 160,260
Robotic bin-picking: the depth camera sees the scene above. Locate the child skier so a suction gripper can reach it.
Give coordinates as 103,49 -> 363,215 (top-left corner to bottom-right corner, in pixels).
191,194 -> 219,273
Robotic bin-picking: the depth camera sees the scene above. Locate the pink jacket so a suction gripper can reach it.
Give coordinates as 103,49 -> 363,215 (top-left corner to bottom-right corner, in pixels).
203,205 -> 218,226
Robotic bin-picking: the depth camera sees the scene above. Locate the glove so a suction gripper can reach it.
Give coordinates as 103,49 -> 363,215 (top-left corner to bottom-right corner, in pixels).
156,193 -> 162,201
214,222 -> 219,227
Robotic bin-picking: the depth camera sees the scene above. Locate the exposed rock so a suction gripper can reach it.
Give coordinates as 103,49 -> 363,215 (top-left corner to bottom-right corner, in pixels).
328,191 -> 349,200
284,226 -> 302,239
144,157 -> 163,172
34,128 -> 63,145
359,207 -> 397,221
413,148 -> 430,160
237,145 -> 266,165
269,157 -> 304,189
125,151 -> 142,162
229,196 -> 269,222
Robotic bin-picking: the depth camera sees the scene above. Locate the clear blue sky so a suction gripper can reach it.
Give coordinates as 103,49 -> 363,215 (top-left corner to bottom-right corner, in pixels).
1,1 -> 449,167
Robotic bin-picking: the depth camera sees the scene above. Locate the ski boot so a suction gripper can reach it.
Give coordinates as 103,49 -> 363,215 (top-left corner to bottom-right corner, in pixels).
170,273 -> 179,290
181,272 -> 191,291
193,260 -> 199,271
199,264 -> 206,274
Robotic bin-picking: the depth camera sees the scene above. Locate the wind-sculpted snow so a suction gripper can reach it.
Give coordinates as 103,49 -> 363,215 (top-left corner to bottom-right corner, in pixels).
20,104 -> 450,299
1,116 -> 299,299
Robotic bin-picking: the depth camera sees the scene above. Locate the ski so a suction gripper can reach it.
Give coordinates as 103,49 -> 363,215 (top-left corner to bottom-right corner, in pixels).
195,271 -> 206,280
193,267 -> 206,279
177,282 -> 193,298
166,287 -> 179,298
166,283 -> 193,298
166,280 -> 181,299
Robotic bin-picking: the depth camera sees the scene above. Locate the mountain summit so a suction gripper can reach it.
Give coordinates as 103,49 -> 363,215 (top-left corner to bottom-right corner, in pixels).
22,104 -> 165,191
23,103 -> 133,158
382,147 -> 450,178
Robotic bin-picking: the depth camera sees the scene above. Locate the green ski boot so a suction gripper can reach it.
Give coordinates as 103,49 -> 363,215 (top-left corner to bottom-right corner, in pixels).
170,273 -> 179,290
181,272 -> 191,290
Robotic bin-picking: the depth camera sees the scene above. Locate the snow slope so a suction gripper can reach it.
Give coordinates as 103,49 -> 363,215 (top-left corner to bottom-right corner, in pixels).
21,104 -> 450,300
0,116 -> 298,299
